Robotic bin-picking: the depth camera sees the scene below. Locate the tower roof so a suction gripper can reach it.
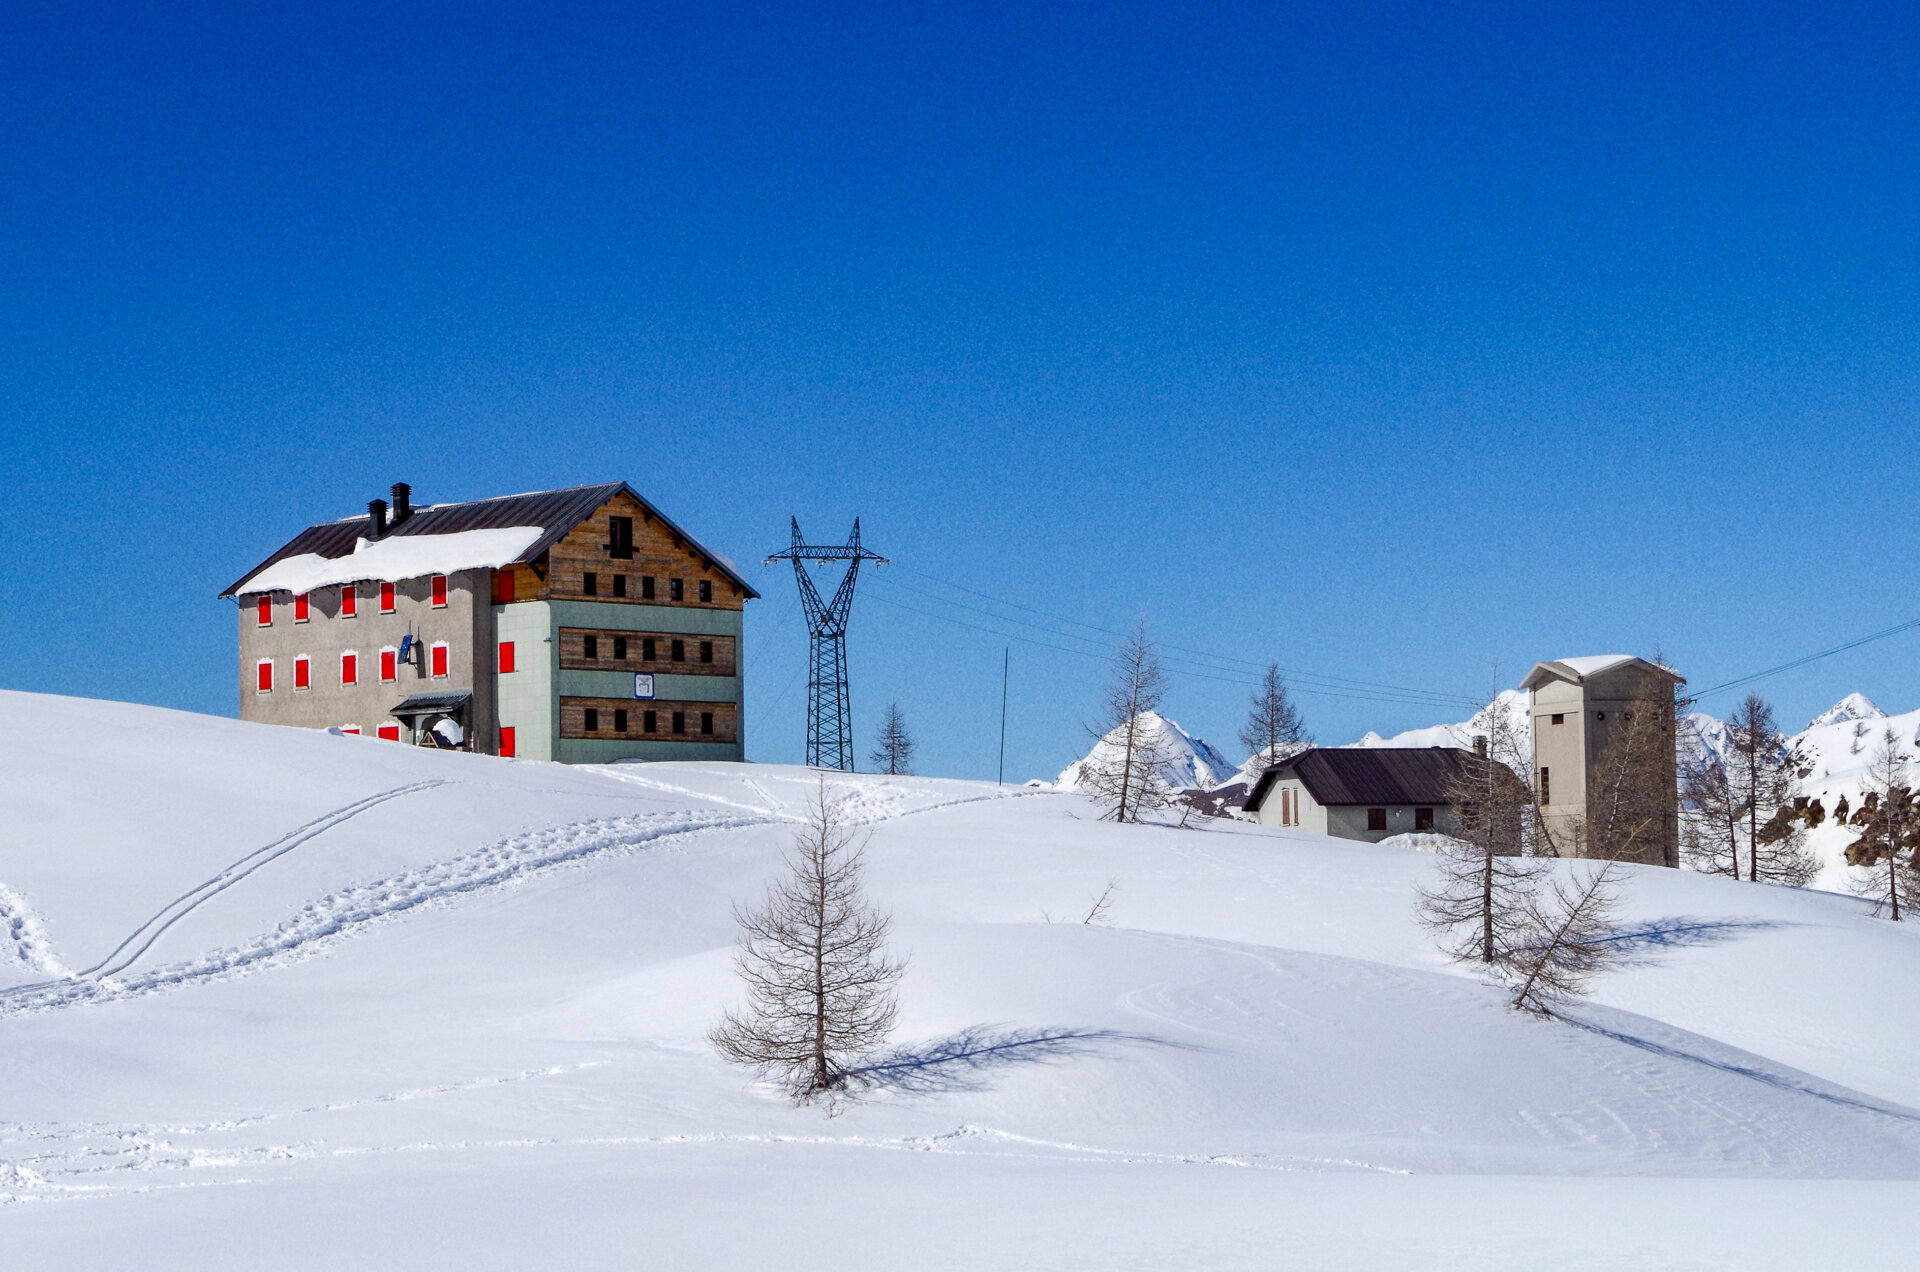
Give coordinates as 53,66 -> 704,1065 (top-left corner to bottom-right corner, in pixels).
1520,655 -> 1684,691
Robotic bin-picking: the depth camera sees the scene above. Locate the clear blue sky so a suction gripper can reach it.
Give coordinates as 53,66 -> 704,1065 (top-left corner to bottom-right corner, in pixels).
4,1 -> 1917,778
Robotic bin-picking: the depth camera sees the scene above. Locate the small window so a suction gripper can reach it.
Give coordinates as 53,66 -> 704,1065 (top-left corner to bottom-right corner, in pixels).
294,656 -> 311,690
669,578 -> 684,602
1595,712 -> 1606,721
256,595 -> 272,627
493,570 -> 516,604
700,640 -> 714,664
340,725 -> 361,736
294,593 -> 310,623
430,642 -> 449,678
612,574 -> 627,598
341,585 -> 357,618
643,709 -> 657,733
700,711 -> 714,736
1415,807 -> 1435,831
1540,767 -> 1551,805
341,651 -> 359,685
614,635 -> 628,660
256,658 -> 274,693
583,634 -> 599,659
1550,713 -> 1565,725
431,575 -> 448,608
499,726 -> 516,757
498,641 -> 516,674
584,572 -> 599,597
642,637 -> 656,661
614,708 -> 628,732
698,580 -> 712,603
379,582 -> 396,613
641,575 -> 655,600
1366,808 -> 1387,831
377,724 -> 401,742
585,707 -> 600,731
671,639 -> 684,663
607,516 -> 635,560
380,647 -> 398,682
672,710 -> 686,734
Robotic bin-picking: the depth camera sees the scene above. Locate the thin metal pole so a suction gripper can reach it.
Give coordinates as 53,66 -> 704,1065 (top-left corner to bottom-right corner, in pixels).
998,646 -> 1009,785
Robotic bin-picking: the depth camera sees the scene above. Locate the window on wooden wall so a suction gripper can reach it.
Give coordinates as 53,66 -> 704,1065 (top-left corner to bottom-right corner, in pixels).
256,659 -> 274,692
698,580 -> 712,603
607,516 -> 635,560
294,593 -> 310,622
341,585 -> 358,618
612,574 -> 627,598
613,636 -> 627,660
700,711 -> 714,736
380,647 -> 398,682
585,707 -> 600,731
379,582 -> 396,613
583,572 -> 598,597
642,637 -> 656,661
641,576 -> 655,600
670,639 -> 684,663
669,578 -> 684,602
1366,808 -> 1388,831
294,656 -> 311,690
583,635 -> 598,660
700,641 -> 714,664
614,708 -> 628,732
643,710 -> 656,734
341,651 -> 359,685
498,641 -> 516,674
430,642 -> 449,678
499,726 -> 516,757
256,596 -> 272,627
672,710 -> 686,735
430,575 -> 448,607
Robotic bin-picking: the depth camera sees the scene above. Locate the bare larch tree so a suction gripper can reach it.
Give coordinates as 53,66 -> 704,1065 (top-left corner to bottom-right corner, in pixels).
1584,682 -> 1683,867
869,701 -> 916,775
1506,862 -> 1626,1015
1680,693 -> 1818,886
710,779 -> 906,1105
1417,697 -> 1546,967
1239,663 -> 1310,770
1081,617 -> 1172,823
1842,730 -> 1920,922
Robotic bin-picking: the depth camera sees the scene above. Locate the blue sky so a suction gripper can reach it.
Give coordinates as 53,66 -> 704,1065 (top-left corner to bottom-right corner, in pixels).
3,1 -> 1917,778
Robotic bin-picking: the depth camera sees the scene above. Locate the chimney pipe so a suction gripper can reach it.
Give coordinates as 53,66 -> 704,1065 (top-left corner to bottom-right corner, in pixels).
1473,734 -> 1488,758
368,498 -> 388,539
390,482 -> 412,526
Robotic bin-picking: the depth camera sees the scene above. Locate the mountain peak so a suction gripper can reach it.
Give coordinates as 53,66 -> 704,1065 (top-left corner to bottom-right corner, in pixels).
1055,711 -> 1236,792
1808,693 -> 1886,730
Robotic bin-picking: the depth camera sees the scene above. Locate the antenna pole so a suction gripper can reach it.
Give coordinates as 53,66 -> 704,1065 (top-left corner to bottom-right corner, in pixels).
998,646 -> 1009,785
766,519 -> 888,771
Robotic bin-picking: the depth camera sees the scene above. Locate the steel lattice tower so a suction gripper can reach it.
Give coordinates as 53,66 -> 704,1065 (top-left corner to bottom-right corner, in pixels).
766,518 -> 888,770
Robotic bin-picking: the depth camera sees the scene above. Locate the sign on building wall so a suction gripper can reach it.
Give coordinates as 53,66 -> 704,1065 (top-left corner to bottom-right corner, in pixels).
633,673 -> 655,700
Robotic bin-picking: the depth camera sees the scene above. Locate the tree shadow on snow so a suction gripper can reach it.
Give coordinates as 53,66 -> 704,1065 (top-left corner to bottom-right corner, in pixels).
1589,916 -> 1794,966
852,1025 -> 1186,1095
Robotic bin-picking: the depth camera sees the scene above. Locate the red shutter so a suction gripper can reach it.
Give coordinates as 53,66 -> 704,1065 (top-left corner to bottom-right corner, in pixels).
498,641 -> 515,674
431,643 -> 448,677
493,570 -> 515,604
294,593 -> 310,622
341,725 -> 360,735
256,660 -> 273,692
341,585 -> 357,617
431,575 -> 447,607
380,582 -> 396,613
377,724 -> 401,741
256,596 -> 272,627
381,649 -> 397,681
294,657 -> 310,690
341,652 -> 358,685
499,726 -> 516,758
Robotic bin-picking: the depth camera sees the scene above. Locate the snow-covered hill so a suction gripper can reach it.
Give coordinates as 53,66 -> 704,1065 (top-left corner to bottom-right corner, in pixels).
4,690 -> 1920,1269
1052,710 -> 1236,792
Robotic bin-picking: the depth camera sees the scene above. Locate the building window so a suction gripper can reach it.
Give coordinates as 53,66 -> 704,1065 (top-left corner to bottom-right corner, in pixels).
380,582 -> 396,613
585,707 -> 600,731
256,658 -> 274,692
669,578 -> 684,602
499,726 -> 516,757
641,575 -> 655,600
612,573 -> 627,598
294,593 -> 310,622
700,640 -> 714,664
583,572 -> 598,597
1366,808 -> 1387,831
643,710 -> 657,733
340,725 -> 361,736
493,571 -> 515,604
614,708 -> 628,732
1539,767 -> 1551,805
1550,713 -> 1565,725
341,651 -> 359,685
498,641 -> 516,674
1415,807 -> 1435,831
431,575 -> 448,607
1595,712 -> 1606,721
642,637 -> 656,661
256,595 -> 272,627
378,724 -> 401,742
671,639 -> 684,663
698,579 -> 712,603
583,635 -> 599,659
614,635 -> 628,660
380,647 -> 398,682
701,711 -> 714,736
669,710 -> 684,734
430,641 -> 449,678
294,656 -> 311,690
607,515 -> 635,559
341,585 -> 357,618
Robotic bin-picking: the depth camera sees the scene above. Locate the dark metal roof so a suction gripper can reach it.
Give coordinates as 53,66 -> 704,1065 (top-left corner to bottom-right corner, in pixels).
221,482 -> 759,599
1244,747 -> 1478,812
390,691 -> 474,718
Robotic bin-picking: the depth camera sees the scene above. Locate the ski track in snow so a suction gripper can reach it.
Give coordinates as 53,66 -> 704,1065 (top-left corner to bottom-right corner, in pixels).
0,881 -> 66,977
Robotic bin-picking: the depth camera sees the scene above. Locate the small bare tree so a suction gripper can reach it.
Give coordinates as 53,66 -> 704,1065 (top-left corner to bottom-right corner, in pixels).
1506,862 -> 1625,1015
710,779 -> 906,1105
1681,695 -> 1819,886
1843,731 -> 1920,921
1239,663 -> 1310,770
869,701 -> 915,775
1586,687 -> 1682,867
1080,617 -> 1172,823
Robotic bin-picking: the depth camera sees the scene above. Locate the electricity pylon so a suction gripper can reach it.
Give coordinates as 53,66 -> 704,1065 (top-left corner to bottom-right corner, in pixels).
766,518 -> 888,770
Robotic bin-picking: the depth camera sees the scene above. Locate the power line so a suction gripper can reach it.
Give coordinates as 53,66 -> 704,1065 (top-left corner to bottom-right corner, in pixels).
1692,615 -> 1920,701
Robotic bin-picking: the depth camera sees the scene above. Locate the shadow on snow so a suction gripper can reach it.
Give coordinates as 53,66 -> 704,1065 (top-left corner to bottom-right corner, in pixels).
853,1025 -> 1186,1094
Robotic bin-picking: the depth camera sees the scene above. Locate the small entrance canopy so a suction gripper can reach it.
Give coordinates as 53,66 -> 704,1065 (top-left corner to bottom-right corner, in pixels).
389,690 -> 472,748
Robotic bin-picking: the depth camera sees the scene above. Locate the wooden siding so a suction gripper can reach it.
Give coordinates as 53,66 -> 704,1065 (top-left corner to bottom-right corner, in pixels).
544,490 -> 747,611
557,628 -> 737,676
558,696 -> 738,742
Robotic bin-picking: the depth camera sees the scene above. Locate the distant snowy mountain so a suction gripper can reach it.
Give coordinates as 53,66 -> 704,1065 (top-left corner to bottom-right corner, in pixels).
1806,692 -> 1886,730
1348,689 -> 1532,757
1054,711 -> 1237,793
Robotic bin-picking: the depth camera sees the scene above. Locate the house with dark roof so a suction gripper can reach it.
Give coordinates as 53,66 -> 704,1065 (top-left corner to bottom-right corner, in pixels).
1242,746 -> 1487,842
222,481 -> 758,762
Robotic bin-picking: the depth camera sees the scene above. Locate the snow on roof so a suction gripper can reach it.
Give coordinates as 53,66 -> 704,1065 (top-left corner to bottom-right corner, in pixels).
236,526 -> 545,594
1554,654 -> 1638,677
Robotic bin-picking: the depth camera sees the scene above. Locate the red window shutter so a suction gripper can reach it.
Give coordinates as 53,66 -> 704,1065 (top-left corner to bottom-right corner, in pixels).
431,643 -> 448,677
381,649 -> 397,681
294,657 -> 310,690
294,593 -> 310,622
341,725 -> 360,735
341,652 -> 358,685
341,585 -> 357,617
431,575 -> 447,607
377,724 -> 401,741
380,582 -> 396,613
257,660 -> 273,692
256,596 -> 272,627
493,570 -> 515,604
499,726 -> 516,758
498,641 -> 515,674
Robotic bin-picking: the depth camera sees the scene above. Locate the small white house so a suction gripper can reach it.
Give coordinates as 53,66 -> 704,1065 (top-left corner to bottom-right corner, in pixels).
1243,747 -> 1485,843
